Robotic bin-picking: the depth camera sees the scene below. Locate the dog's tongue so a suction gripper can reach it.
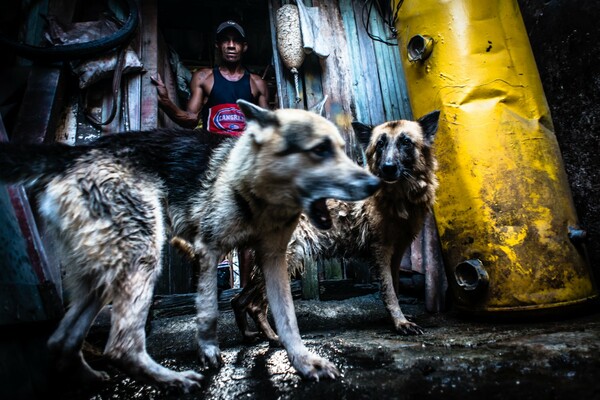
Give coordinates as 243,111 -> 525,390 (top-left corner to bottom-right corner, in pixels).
309,199 -> 332,230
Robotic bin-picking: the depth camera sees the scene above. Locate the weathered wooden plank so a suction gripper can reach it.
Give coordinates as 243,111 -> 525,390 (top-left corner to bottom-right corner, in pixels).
366,10 -> 399,122
302,259 -> 320,300
389,36 -> 413,119
321,258 -> 343,280
387,26 -> 412,119
312,0 -> 355,139
341,0 -> 375,125
269,0 -> 289,109
140,0 -> 159,130
379,20 -> 404,120
303,53 -> 324,111
349,0 -> 385,125
300,0 -> 323,111
339,0 -> 365,122
380,15 -> 405,120
380,19 -> 411,120
125,75 -> 143,132
422,212 -> 447,313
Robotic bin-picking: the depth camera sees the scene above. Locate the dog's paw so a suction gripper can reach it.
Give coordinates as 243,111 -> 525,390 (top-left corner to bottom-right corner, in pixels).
291,352 -> 340,381
241,329 -> 262,343
53,355 -> 111,384
198,343 -> 223,369
166,370 -> 204,394
267,336 -> 282,348
395,320 -> 424,335
88,368 -> 111,383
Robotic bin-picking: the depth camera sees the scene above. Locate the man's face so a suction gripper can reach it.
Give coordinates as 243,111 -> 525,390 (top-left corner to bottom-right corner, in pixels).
216,31 -> 247,63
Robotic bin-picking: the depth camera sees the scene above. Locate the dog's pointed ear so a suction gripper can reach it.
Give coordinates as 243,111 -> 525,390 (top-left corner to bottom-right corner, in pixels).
237,99 -> 279,144
352,121 -> 373,150
417,110 -> 440,145
308,95 -> 328,117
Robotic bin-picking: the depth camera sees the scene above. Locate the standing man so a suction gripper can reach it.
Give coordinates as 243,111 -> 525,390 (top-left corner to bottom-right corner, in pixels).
151,20 -> 269,133
151,20 -> 269,287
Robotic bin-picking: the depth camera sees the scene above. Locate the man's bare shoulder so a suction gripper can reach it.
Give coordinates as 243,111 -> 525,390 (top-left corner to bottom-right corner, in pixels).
249,71 -> 263,82
192,67 -> 214,83
249,72 -> 268,88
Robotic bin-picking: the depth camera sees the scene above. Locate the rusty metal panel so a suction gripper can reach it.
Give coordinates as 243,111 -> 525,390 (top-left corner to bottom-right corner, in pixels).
0,115 -> 63,324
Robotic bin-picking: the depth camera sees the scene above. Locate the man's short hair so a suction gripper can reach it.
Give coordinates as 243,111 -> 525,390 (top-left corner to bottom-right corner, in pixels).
216,20 -> 246,40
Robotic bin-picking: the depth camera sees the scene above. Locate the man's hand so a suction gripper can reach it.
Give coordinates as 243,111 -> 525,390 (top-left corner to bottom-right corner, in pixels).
150,74 -> 169,102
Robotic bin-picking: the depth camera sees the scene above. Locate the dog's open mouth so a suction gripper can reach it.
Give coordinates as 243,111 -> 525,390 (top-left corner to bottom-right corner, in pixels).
308,198 -> 333,230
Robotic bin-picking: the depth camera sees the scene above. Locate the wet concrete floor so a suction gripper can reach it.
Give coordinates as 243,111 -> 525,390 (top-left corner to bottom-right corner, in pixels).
59,294 -> 600,399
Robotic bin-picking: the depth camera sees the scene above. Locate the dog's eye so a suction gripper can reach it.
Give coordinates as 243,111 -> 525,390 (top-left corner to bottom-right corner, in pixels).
310,140 -> 333,158
376,136 -> 387,151
398,135 -> 413,148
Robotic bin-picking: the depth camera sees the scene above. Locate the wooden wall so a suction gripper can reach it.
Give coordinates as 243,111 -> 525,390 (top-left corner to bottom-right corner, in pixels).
269,0 -> 446,310
270,0 -> 412,130
3,0 -> 446,309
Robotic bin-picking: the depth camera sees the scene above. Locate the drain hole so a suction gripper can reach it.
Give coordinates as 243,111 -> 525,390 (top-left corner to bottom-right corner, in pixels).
454,259 -> 488,292
455,262 -> 479,289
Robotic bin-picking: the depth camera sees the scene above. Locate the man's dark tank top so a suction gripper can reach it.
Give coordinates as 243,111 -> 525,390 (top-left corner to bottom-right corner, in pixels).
201,67 -> 253,135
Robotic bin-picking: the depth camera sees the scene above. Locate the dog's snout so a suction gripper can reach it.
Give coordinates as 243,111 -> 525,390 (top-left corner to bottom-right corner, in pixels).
381,162 -> 399,181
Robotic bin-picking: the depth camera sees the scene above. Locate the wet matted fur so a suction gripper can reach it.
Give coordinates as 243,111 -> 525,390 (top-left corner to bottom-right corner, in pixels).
230,110 -> 440,342
0,100 -> 380,391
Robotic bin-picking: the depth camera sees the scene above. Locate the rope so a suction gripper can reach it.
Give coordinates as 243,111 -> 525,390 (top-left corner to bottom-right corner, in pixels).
292,67 -> 301,103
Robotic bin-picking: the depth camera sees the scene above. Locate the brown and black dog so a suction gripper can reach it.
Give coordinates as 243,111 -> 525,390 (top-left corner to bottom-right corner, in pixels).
0,100 -> 380,390
231,110 -> 440,342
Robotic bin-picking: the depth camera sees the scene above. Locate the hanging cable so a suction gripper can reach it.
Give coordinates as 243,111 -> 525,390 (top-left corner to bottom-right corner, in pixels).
361,0 -> 404,46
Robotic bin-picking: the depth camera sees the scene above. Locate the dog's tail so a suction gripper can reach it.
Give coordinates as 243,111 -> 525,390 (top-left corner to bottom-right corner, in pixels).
0,142 -> 87,184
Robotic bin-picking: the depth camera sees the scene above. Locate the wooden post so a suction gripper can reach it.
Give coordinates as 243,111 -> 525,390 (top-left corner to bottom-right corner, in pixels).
140,0 -> 159,130
269,0 -> 297,109
322,258 -> 343,280
422,212 -> 447,312
301,259 -> 320,300
312,0 -> 355,141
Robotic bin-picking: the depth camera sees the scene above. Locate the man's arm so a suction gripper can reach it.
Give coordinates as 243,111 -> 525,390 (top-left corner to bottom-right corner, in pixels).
250,74 -> 270,109
151,71 -> 208,128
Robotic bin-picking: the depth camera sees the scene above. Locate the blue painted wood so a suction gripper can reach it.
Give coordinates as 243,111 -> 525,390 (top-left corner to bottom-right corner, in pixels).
342,0 -> 412,125
372,13 -> 411,120
269,0 -> 413,123
340,0 -> 370,124
344,1 -> 384,125
368,8 -> 400,121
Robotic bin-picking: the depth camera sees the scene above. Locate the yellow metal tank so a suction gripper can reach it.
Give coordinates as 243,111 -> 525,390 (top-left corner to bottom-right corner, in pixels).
392,0 -> 597,315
